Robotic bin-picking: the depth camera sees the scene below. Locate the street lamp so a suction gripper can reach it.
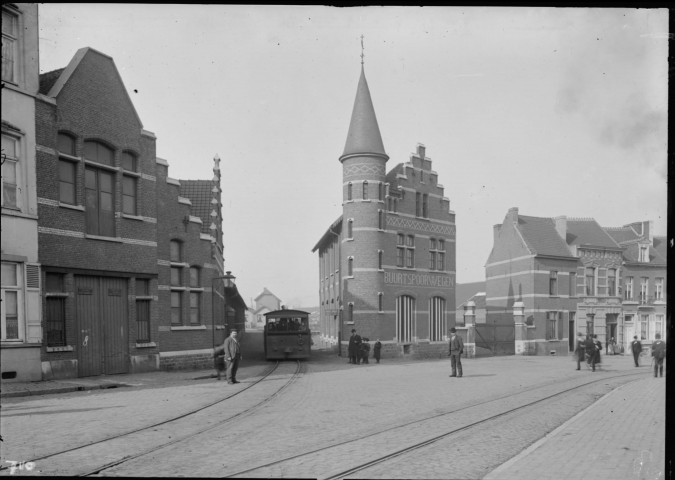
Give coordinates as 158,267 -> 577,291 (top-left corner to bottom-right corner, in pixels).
212,271 -> 236,349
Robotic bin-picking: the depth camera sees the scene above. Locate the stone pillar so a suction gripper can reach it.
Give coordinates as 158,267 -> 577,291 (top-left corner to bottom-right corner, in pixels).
513,301 -> 529,355
463,301 -> 476,358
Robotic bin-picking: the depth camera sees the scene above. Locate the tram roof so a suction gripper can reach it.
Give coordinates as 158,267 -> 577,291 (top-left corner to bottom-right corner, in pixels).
264,309 -> 310,318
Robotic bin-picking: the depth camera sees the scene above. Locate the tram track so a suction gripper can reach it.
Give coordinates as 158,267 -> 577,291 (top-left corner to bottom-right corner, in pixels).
224,369 -> 646,479
0,360 -> 305,476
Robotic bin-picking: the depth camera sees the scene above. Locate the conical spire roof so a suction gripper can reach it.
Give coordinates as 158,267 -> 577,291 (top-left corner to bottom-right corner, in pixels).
340,66 -> 388,161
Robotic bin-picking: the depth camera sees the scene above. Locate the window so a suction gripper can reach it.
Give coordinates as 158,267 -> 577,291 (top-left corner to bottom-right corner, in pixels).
549,271 -> 558,296
1,133 -> 19,208
59,160 -> 77,205
45,273 -> 66,347
1,8 -> 18,83
378,210 -> 384,230
406,235 -> 415,268
639,315 -> 649,340
378,293 -> 384,312
122,175 -> 137,215
121,151 -> 138,215
607,269 -> 616,297
429,238 -> 437,270
625,277 -> 633,300
378,250 -> 383,270
546,311 -> 561,340
416,192 -> 421,217
189,267 -> 200,288
438,239 -> 445,271
396,234 -> 405,267
362,181 -> 368,200
1,262 -> 21,340
347,219 -> 353,239
190,292 -> 201,324
396,295 -> 415,343
429,297 -> 446,341
57,133 -> 76,156
655,278 -> 663,301
348,303 -> 354,323
85,167 -> 115,236
171,291 -> 182,324
585,267 -> 595,296
170,267 -> 182,286
569,272 -> 577,297
639,245 -> 649,263
654,315 -> 664,340
422,194 -> 428,218
347,182 -> 352,201
348,257 -> 354,276
640,277 -> 648,303
136,279 -> 151,343
378,182 -> 384,201
83,140 -> 114,166
170,240 -> 182,262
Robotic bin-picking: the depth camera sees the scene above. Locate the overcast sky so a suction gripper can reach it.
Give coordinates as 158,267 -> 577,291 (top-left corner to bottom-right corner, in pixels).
38,5 -> 668,308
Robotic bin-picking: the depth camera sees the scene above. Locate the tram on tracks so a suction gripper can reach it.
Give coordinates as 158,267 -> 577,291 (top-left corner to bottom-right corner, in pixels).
263,309 -> 311,360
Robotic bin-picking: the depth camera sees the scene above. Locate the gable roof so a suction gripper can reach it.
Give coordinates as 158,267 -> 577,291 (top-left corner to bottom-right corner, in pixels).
39,47 -> 143,128
604,226 -> 640,245
254,288 -> 282,303
566,218 -> 621,250
312,215 -> 342,252
180,180 -> 217,235
517,215 -> 573,257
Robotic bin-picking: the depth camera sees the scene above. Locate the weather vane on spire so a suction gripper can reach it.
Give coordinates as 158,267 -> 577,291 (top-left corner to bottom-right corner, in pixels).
360,34 -> 365,65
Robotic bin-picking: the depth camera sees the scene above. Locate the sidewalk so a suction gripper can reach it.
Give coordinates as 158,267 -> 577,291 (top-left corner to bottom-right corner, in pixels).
0,368 -> 217,398
484,373 -> 666,480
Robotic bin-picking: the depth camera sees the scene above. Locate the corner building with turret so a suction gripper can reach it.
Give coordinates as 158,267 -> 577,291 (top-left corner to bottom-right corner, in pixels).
313,66 -> 456,359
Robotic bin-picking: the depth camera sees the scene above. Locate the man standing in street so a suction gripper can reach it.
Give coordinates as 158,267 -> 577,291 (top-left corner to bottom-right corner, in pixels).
631,335 -> 643,367
448,327 -> 464,378
222,329 -> 242,384
584,335 -> 597,371
574,332 -> 585,371
348,329 -> 362,365
651,333 -> 666,378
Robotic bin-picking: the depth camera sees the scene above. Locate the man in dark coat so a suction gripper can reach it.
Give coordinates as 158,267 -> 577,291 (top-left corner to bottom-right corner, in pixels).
348,329 -> 361,365
631,335 -> 643,367
360,338 -> 371,364
651,333 -> 666,378
574,332 -> 585,371
584,335 -> 597,372
215,329 -> 242,384
448,327 -> 464,377
373,339 -> 382,364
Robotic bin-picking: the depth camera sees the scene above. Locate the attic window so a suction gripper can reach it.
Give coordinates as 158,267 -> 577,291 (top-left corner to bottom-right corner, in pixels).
638,245 -> 649,263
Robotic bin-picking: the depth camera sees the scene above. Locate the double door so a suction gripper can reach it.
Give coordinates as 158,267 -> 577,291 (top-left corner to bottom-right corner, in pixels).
75,276 -> 129,377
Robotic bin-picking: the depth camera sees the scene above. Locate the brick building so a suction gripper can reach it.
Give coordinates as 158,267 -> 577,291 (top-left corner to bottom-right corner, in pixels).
1,3 -> 42,381
32,46 -> 242,379
486,208 -> 666,356
313,66 -> 456,359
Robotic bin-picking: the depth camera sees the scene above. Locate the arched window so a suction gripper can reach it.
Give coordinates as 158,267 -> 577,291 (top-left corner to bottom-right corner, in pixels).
378,293 -> 384,312
396,295 -> 415,343
347,219 -> 353,239
378,250 -> 383,270
363,181 -> 368,200
347,182 -> 352,201
429,297 -> 446,341
348,257 -> 354,277
378,210 -> 384,230
83,140 -> 114,166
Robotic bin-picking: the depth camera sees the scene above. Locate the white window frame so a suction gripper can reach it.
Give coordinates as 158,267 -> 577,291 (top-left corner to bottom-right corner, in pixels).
1,132 -> 22,210
640,277 -> 648,303
625,277 -> 633,301
1,262 -> 25,341
1,7 -> 19,84
654,278 -> 663,301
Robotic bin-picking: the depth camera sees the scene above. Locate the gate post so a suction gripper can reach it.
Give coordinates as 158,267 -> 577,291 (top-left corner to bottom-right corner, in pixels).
513,301 -> 529,355
463,301 -> 476,358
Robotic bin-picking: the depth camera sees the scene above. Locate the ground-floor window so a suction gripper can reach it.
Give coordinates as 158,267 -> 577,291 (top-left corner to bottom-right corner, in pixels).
1,262 -> 22,341
429,296 -> 446,341
396,295 -> 415,343
546,311 -> 562,340
45,272 -> 67,347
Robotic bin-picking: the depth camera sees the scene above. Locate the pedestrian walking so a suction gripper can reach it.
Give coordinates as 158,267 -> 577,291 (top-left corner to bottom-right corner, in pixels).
348,329 -> 362,365
574,332 -> 585,371
592,334 -> 602,369
373,339 -> 382,364
360,338 -> 371,364
584,335 -> 597,371
447,327 -> 464,377
216,329 -> 242,384
631,335 -> 643,367
651,333 -> 666,378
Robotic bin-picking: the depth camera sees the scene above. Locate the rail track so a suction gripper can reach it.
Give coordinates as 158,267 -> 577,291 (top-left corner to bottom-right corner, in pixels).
223,369 -> 646,479
0,360 -> 305,477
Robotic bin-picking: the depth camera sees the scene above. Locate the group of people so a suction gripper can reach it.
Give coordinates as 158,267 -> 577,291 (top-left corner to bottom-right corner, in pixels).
348,329 -> 382,364
575,332 -> 666,377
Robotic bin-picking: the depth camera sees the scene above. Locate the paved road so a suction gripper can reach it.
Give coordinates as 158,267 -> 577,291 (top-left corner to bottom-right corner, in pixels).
0,351 -> 664,478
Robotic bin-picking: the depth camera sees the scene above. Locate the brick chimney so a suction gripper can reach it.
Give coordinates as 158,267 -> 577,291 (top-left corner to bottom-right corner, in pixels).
507,207 -> 519,224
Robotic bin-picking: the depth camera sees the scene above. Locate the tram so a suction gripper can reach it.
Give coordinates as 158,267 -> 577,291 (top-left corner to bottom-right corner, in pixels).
263,309 -> 311,360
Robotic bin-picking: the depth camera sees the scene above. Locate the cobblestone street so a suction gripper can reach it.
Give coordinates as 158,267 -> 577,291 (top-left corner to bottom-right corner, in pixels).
0,351 -> 665,478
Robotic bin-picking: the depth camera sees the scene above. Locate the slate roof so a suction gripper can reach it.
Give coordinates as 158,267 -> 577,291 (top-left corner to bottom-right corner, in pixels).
653,236 -> 667,261
38,68 -> 65,95
341,66 -> 388,160
622,242 -> 667,266
455,281 -> 486,309
604,226 -> 640,245
516,215 -> 573,257
179,180 -> 216,235
566,218 -> 621,250
312,215 -> 343,252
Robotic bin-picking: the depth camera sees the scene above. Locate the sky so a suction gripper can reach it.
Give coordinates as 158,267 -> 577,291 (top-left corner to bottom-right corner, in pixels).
37,5 -> 669,308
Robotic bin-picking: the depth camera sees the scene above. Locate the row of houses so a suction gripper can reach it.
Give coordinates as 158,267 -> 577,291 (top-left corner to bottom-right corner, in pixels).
457,209 -> 666,356
2,4 -> 245,381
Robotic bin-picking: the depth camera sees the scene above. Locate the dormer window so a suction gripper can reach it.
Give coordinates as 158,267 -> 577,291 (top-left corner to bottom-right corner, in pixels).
638,245 -> 649,263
